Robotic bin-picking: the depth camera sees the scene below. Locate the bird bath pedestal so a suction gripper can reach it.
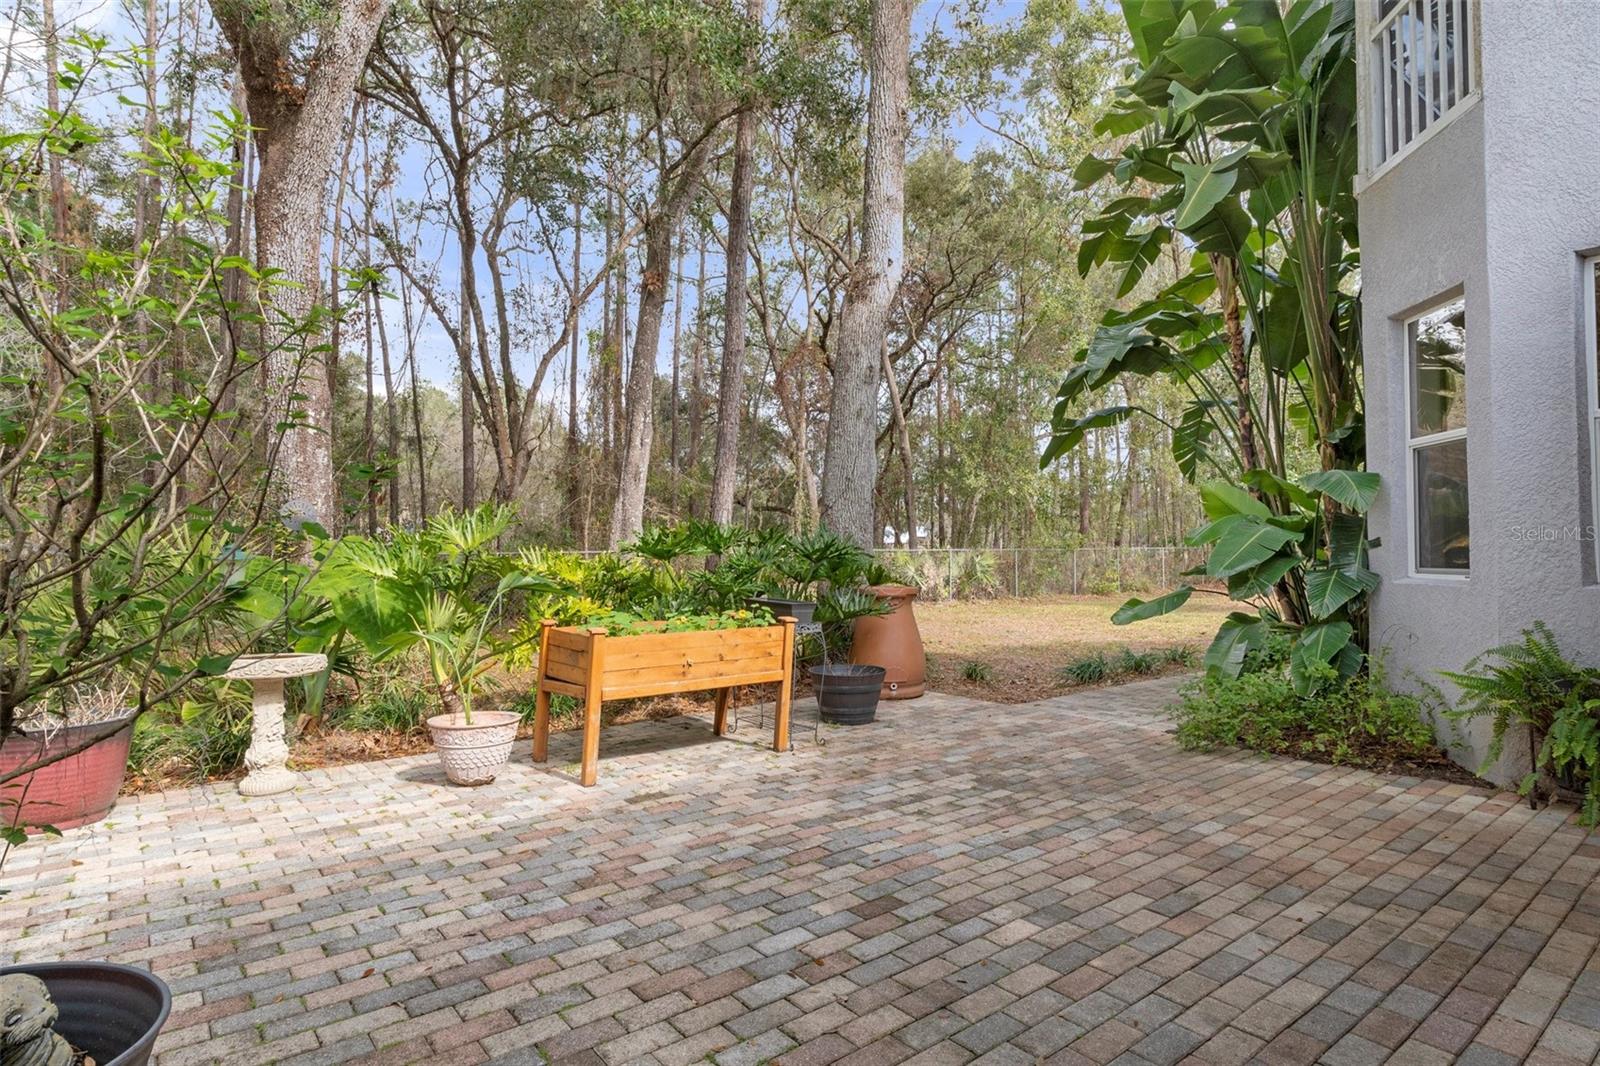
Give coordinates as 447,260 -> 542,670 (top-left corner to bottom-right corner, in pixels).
223,653 -> 326,796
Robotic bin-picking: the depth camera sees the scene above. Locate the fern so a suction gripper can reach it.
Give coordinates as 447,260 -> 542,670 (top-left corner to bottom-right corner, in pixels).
1445,622 -> 1600,822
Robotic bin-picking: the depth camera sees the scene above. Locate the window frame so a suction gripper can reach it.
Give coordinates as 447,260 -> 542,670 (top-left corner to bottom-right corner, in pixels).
1584,257 -> 1600,578
1403,296 -> 1470,579
1360,0 -> 1481,186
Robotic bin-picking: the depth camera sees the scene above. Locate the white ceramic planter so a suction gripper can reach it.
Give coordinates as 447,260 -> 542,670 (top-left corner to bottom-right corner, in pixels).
426,711 -> 518,785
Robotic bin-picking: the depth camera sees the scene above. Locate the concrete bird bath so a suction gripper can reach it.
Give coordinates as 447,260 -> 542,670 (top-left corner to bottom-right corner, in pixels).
222,652 -> 326,796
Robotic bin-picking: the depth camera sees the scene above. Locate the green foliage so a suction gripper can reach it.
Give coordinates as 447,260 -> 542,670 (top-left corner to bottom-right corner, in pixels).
128,686 -> 255,783
960,661 -> 993,683
1060,652 -> 1110,684
585,608 -> 773,637
333,670 -> 434,734
1173,664 -> 1441,770
1048,0 -> 1375,690
1112,472 -> 1378,693
311,505 -> 559,721
1445,624 -> 1600,822
813,587 -> 892,651
1060,643 -> 1192,687
1113,648 -> 1161,676
1160,645 -> 1197,667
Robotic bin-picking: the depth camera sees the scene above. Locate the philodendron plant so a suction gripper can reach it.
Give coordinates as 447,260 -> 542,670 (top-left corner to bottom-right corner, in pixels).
311,505 -> 558,722
1112,470 -> 1381,694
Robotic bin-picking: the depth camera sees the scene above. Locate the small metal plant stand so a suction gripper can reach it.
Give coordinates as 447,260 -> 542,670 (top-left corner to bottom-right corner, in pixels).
223,653 -> 326,796
732,620 -> 827,749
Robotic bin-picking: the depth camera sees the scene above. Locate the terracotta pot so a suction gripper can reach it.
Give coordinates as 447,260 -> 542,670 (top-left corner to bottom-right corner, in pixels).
849,584 -> 925,699
427,710 -> 518,786
0,714 -> 136,832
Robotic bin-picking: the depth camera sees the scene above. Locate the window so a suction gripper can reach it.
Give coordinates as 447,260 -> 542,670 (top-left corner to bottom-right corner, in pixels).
1370,0 -> 1476,172
1585,258 -> 1600,576
1407,299 -> 1469,575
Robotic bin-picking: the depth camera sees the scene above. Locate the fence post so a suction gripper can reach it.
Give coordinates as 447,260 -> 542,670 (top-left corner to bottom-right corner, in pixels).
1071,550 -> 1078,595
1013,548 -> 1020,598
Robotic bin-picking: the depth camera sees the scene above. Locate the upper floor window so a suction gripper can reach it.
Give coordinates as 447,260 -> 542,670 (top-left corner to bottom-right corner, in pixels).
1370,0 -> 1477,172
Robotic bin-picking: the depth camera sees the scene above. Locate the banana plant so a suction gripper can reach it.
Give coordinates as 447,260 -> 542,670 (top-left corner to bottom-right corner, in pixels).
1113,469 -> 1379,694
1047,0 -> 1371,652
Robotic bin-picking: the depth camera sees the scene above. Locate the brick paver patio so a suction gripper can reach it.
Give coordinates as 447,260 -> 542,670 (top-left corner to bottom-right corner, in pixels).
7,677 -> 1600,1066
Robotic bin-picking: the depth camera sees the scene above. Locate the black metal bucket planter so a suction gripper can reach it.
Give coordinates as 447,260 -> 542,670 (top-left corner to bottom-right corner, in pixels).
810,664 -> 885,725
750,597 -> 817,625
0,962 -> 171,1066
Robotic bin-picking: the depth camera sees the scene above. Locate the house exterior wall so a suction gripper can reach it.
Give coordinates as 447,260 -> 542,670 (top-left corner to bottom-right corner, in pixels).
1357,1 -> 1600,782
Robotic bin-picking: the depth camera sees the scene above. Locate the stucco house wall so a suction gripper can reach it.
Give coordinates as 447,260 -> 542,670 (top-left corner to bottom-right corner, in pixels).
1357,1 -> 1600,782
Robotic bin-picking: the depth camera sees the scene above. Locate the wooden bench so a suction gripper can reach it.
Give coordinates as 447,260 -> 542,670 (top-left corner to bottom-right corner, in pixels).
531,617 -> 796,786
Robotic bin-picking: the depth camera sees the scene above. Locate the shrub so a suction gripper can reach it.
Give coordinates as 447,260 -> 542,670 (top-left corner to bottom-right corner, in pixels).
960,661 -> 993,683
333,675 -> 433,734
1061,653 -> 1111,684
128,686 -> 255,783
957,552 -> 1003,599
1445,623 -> 1600,822
1114,648 -> 1160,676
1173,663 -> 1439,769
1085,568 -> 1121,596
1060,645 -> 1190,687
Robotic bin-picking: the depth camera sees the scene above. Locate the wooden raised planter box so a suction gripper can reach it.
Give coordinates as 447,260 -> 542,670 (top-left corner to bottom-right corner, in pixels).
531,617 -> 796,786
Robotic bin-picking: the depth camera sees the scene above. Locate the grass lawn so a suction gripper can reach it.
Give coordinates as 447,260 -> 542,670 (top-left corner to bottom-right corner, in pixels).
919,593 -> 1234,702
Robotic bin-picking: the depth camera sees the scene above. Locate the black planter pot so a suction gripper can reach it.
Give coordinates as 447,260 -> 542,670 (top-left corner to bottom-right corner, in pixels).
1,962 -> 171,1066
810,664 -> 886,725
750,597 -> 817,625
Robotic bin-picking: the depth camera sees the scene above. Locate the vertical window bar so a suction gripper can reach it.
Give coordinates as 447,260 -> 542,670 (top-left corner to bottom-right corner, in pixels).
1403,7 -> 1414,143
1387,24 -> 1399,158
1462,0 -> 1472,94
1452,0 -> 1465,105
1422,0 -> 1434,128
1420,0 -> 1433,129
1377,29 -> 1390,163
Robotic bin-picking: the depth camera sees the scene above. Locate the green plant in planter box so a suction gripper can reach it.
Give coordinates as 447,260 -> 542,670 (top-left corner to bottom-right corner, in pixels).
1109,471 -> 1381,695
1445,623 -> 1600,822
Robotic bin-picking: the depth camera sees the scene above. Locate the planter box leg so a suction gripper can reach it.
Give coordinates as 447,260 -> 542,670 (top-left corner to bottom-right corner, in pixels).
713,688 -> 731,736
532,687 -> 550,764
774,617 -> 795,752
580,627 -> 606,787
533,619 -> 554,764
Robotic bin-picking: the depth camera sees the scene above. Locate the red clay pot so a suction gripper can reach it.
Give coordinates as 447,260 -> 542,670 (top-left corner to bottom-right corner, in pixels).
849,584 -> 925,699
0,716 -> 135,832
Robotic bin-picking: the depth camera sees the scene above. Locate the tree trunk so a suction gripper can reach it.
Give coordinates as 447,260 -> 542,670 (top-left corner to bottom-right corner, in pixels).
40,0 -> 66,387
1212,254 -> 1258,474
882,342 -> 917,549
458,287 -> 476,508
609,142 -> 715,547
688,235 -> 708,482
568,193 -> 583,540
820,0 -> 911,548
709,0 -> 764,527
374,284 -> 400,527
670,228 -> 684,505
212,0 -> 392,532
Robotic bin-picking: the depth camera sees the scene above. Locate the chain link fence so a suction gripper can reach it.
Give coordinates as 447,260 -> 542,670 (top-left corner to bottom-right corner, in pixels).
871,546 -> 1207,602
